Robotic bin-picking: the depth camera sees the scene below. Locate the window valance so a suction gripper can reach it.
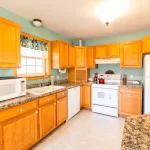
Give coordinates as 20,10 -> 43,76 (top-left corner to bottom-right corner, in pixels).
20,35 -> 48,51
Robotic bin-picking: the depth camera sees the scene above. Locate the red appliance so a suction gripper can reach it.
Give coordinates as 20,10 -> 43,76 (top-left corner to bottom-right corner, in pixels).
98,75 -> 105,84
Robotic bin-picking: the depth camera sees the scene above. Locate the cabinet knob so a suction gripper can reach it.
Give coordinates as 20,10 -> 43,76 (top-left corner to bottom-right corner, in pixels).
54,103 -> 56,105
48,98 -> 50,101
57,101 -> 59,104
20,108 -> 23,112
62,93 -> 64,96
35,111 -> 38,114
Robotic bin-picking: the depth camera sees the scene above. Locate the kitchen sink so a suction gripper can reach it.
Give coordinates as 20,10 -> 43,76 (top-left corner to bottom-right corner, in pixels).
27,85 -> 65,95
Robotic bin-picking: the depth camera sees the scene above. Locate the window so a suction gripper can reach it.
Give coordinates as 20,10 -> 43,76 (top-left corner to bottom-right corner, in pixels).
17,34 -> 49,77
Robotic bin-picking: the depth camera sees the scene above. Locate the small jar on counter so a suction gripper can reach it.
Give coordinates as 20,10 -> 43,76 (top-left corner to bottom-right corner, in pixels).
122,75 -> 127,85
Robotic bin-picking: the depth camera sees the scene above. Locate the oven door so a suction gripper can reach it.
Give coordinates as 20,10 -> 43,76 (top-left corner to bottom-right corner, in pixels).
0,79 -> 21,101
92,88 -> 118,108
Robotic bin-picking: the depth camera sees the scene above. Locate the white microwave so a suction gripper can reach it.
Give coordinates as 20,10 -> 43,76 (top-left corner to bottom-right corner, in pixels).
0,77 -> 26,102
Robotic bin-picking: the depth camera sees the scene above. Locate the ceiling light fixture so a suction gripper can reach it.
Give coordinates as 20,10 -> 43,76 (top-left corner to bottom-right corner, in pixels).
96,0 -> 129,26
33,19 -> 42,27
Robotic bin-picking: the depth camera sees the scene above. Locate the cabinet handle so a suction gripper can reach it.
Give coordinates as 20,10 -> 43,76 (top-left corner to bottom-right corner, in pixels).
48,98 -> 50,101
20,108 -> 23,112
54,103 -> 56,105
35,111 -> 38,114
57,101 -> 59,104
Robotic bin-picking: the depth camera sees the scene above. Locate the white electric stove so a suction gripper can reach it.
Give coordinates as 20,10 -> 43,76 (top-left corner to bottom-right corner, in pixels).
92,74 -> 121,117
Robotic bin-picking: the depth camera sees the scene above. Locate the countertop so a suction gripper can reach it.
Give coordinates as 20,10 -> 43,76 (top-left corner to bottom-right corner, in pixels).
121,115 -> 150,150
119,83 -> 143,88
0,82 -> 83,111
0,82 -> 141,111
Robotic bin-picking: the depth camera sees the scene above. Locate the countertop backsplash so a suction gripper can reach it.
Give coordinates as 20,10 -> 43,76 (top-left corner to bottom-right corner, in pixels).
90,64 -> 143,83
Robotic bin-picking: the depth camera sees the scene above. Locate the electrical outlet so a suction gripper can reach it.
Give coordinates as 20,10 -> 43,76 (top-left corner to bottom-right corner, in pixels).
129,75 -> 133,80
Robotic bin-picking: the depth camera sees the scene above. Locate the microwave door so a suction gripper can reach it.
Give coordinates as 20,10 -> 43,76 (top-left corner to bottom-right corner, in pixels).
0,79 -> 21,101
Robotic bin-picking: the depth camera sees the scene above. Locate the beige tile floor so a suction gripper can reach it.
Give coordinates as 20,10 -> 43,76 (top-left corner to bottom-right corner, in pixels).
31,110 -> 125,150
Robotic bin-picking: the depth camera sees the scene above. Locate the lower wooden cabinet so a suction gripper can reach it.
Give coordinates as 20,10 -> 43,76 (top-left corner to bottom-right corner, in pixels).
80,84 -> 91,109
119,87 -> 142,116
0,110 -> 38,150
39,102 -> 56,139
0,91 -> 69,150
57,97 -> 68,126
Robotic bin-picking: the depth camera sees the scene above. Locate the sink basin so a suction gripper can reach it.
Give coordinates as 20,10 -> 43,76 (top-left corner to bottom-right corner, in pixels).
27,85 -> 65,95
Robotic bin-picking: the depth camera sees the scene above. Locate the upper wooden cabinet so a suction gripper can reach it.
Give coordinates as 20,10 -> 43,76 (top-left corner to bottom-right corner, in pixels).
96,45 -> 107,59
87,46 -> 95,68
119,88 -> 142,116
120,40 -> 142,68
51,40 -> 69,68
68,44 -> 75,68
0,17 -> 20,68
108,44 -> 120,58
143,37 -> 150,53
95,44 -> 120,59
75,46 -> 87,68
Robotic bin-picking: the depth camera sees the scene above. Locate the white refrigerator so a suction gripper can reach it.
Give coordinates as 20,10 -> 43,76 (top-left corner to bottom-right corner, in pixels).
144,55 -> 150,114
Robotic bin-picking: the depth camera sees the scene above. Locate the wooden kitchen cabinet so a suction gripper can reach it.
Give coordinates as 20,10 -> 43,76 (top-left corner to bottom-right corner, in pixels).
119,87 -> 142,116
0,110 -> 38,150
108,44 -> 120,58
96,45 -> 107,59
39,102 -> 56,139
80,84 -> 91,109
75,46 -> 87,68
57,97 -> 68,126
0,17 -> 20,68
143,36 -> 150,53
120,40 -> 142,68
87,46 -> 95,68
51,40 -> 69,68
95,43 -> 120,59
68,44 -> 75,68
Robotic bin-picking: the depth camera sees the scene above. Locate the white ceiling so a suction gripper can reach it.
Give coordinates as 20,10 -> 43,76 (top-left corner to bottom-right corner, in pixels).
1,0 -> 150,39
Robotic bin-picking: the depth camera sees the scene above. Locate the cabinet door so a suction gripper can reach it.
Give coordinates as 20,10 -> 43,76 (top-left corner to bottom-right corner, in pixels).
39,102 -> 56,139
60,41 -> 68,68
119,93 -> 141,115
68,45 -> 75,68
95,45 -> 107,59
143,37 -> 150,53
0,17 -> 20,68
57,97 -> 68,126
1,110 -> 38,150
120,41 -> 142,68
75,46 -> 87,68
87,46 -> 95,68
80,85 -> 91,109
108,44 -> 120,58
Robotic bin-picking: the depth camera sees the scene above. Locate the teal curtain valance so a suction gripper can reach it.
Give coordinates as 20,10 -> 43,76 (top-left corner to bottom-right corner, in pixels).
20,35 -> 48,51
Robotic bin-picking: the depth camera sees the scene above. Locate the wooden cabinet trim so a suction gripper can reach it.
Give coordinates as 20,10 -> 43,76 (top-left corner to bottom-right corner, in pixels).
57,90 -> 68,99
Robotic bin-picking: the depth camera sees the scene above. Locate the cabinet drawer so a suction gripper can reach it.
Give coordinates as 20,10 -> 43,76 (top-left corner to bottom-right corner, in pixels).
39,94 -> 56,106
120,87 -> 141,94
0,100 -> 37,123
57,90 -> 67,99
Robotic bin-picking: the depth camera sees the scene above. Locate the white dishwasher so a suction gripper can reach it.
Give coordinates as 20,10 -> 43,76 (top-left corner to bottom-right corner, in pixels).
67,86 -> 80,121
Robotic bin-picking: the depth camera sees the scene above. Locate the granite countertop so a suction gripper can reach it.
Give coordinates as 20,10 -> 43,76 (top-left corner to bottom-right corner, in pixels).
119,83 -> 143,88
0,82 -> 83,111
121,115 -> 150,150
